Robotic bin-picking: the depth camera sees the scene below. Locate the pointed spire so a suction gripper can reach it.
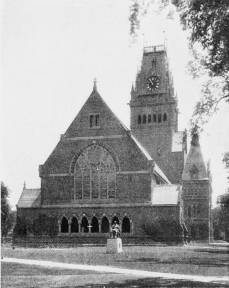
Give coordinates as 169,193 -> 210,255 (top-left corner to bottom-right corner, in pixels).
191,125 -> 200,147
131,83 -> 135,96
23,181 -> 26,190
93,78 -> 97,92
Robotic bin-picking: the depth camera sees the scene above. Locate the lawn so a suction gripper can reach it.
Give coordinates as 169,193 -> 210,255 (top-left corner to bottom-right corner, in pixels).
1,245 -> 229,287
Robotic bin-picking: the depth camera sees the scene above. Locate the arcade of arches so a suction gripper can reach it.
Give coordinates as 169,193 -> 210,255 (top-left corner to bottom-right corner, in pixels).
59,215 -> 132,234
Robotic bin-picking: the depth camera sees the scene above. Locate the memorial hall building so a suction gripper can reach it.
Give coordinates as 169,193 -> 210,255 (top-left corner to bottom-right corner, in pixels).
16,45 -> 213,243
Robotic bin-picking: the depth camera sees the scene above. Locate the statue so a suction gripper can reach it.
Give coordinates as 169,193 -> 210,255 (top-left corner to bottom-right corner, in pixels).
111,221 -> 121,238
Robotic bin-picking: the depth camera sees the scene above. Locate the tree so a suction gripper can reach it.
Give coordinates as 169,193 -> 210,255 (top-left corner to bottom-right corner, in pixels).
32,214 -> 58,237
140,215 -> 183,243
1,182 -> 14,237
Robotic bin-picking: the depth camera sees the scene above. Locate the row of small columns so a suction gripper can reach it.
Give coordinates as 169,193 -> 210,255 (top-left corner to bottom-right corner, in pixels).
58,219 -> 133,234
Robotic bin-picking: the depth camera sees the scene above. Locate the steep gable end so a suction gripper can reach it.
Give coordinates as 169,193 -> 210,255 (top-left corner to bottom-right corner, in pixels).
65,86 -> 128,138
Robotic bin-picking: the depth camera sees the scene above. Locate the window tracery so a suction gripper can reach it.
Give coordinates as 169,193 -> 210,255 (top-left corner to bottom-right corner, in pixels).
74,145 -> 116,200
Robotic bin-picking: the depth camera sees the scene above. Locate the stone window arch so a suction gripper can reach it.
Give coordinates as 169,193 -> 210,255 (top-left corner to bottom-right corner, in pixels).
74,145 -> 117,200
61,216 -> 69,233
91,216 -> 99,233
138,115 -> 141,124
81,216 -> 89,233
101,216 -> 109,233
71,216 -> 79,233
122,216 -> 130,233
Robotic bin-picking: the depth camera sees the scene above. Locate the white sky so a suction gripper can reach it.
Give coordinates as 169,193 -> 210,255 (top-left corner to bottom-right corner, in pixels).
1,0 -> 229,208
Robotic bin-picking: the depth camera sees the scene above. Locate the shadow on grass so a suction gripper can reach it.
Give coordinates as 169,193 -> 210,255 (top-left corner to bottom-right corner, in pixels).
116,256 -> 229,268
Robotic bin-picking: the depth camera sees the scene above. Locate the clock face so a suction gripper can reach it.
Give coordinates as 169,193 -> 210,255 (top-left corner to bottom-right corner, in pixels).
146,76 -> 160,91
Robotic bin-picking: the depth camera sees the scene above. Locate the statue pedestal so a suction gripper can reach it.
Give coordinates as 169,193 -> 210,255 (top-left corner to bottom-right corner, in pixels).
106,238 -> 122,254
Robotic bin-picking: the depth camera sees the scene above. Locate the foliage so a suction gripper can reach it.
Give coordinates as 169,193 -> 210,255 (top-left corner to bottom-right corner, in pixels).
1,182 -> 15,237
212,206 -> 229,240
32,214 -> 58,237
140,215 -> 183,243
13,216 -> 28,236
217,190 -> 229,212
179,0 -> 229,131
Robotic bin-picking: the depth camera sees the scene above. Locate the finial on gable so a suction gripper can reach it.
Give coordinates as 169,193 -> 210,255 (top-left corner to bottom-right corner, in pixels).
23,181 -> 26,190
93,78 -> 97,92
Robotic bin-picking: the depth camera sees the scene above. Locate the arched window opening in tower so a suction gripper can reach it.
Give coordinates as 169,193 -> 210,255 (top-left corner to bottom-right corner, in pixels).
61,217 -> 69,233
122,216 -> 131,233
158,114 -> 162,123
74,145 -> 116,200
148,114 -> 151,123
143,114 -> 146,124
153,114 -> 157,123
81,216 -> 89,233
91,216 -> 99,233
138,115 -> 141,124
163,113 -> 167,122
152,59 -> 156,70
101,216 -> 109,233
71,216 -> 79,233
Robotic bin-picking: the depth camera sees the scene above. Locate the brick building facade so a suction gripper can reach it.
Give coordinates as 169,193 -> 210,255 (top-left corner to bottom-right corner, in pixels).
16,45 -> 212,243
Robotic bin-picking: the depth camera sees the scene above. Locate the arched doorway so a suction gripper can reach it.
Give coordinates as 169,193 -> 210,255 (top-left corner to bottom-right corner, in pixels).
91,216 -> 99,233
112,216 -> 119,224
81,216 -> 89,233
101,216 -> 109,233
122,216 -> 130,233
61,217 -> 68,233
71,217 -> 78,233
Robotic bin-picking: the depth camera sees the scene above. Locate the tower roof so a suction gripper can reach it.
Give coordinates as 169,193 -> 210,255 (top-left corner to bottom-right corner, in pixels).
182,132 -> 208,181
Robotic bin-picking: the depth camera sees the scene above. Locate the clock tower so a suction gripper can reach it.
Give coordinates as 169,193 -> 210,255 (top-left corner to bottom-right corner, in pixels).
129,45 -> 186,183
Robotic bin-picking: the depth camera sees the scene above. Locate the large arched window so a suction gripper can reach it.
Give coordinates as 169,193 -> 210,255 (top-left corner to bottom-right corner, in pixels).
122,216 -> 130,233
101,216 -> 109,233
71,217 -> 79,233
74,145 -> 116,200
61,217 -> 68,233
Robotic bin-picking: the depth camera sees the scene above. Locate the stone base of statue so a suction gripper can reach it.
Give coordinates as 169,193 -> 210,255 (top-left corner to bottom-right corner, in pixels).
106,238 -> 122,254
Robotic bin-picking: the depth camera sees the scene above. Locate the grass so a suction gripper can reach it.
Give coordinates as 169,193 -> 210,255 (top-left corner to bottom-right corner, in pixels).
1,245 -> 229,287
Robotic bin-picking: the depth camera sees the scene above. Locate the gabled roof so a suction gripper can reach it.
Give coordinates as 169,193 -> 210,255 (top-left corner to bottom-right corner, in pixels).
152,185 -> 180,205
130,133 -> 152,161
130,133 -> 171,183
17,189 -> 41,208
